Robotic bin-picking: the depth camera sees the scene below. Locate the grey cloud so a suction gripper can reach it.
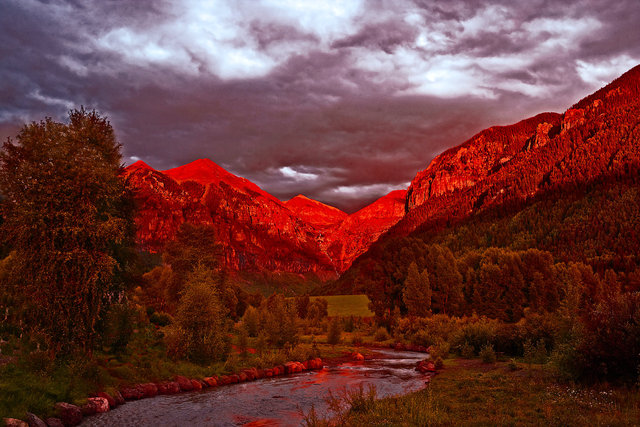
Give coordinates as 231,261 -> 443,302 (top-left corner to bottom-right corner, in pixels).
1,0 -> 639,212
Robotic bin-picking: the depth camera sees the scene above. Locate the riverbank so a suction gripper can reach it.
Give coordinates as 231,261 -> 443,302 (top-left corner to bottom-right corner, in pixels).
307,358 -> 640,426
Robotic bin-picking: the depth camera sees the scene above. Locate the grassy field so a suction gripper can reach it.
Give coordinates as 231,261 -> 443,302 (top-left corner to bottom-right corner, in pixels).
311,294 -> 373,317
306,359 -> 640,426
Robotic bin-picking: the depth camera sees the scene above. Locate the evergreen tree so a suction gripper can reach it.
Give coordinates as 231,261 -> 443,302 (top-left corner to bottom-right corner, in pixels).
402,262 -> 431,317
0,109 -> 133,355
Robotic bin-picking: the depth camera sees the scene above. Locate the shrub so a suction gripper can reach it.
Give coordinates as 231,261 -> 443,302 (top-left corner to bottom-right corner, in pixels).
479,344 -> 496,364
149,311 -> 172,327
351,333 -> 364,346
459,341 -> 475,359
508,358 -> 519,371
374,327 -> 390,342
434,357 -> 444,370
327,318 -> 342,345
534,338 -> 548,364
165,267 -> 229,364
242,306 -> 260,337
100,303 -> 136,354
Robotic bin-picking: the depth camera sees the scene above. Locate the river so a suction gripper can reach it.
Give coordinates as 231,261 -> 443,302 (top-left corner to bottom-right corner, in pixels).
81,349 -> 431,426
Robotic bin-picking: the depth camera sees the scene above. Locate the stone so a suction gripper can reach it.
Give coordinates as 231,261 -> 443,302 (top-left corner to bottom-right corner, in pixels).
25,413 -> 47,427
203,377 -> 218,387
190,379 -> 202,391
238,372 -> 248,382
119,387 -> 143,400
54,402 -> 83,426
139,383 -> 158,398
353,353 -> 365,361
87,397 -> 109,414
96,392 -> 116,409
175,375 -> 194,391
44,419 -> 65,427
80,401 -> 97,416
3,418 -> 27,427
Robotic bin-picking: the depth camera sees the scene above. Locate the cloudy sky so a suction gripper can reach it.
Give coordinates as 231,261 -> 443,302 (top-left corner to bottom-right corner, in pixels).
2,0 -> 639,212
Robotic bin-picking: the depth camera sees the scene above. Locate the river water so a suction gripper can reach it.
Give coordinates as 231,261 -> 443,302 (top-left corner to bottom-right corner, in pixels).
82,349 -> 431,426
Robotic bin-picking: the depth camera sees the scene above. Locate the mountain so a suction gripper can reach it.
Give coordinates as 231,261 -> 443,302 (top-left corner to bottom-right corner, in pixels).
324,190 -> 407,272
338,64 -> 640,295
396,64 -> 640,236
284,195 -> 347,244
123,159 -> 405,275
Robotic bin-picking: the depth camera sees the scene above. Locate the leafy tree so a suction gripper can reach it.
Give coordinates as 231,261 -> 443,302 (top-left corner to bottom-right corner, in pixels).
166,266 -> 229,363
0,109 -> 133,355
402,262 -> 431,317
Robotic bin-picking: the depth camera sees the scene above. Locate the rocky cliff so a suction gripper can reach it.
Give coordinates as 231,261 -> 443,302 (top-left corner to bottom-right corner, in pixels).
396,64 -> 640,236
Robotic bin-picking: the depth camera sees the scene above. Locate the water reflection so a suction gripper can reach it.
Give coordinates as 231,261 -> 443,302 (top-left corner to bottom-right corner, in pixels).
82,349 -> 430,427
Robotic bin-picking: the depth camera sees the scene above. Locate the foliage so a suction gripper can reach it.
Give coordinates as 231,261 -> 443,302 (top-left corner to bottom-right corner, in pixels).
374,327 -> 390,342
241,305 -> 260,337
479,343 -> 497,363
164,266 -> 230,364
402,262 -> 431,317
0,109 -> 134,355
327,317 -> 342,345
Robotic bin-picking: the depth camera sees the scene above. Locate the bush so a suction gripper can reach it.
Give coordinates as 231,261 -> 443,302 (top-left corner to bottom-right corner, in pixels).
242,306 -> 260,337
165,267 -> 229,364
327,318 -> 342,345
100,303 -> 136,353
149,311 -> 172,327
459,341 -> 475,359
434,357 -> 444,370
374,327 -> 390,342
479,344 -> 496,364
508,358 -> 519,371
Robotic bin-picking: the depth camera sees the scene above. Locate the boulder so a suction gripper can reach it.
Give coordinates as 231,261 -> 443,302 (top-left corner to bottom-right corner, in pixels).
96,392 -> 116,409
352,353 -> 365,361
256,369 -> 265,379
45,419 -> 65,427
80,401 -> 97,417
175,375 -> 194,391
119,386 -> 143,400
416,360 -> 437,374
264,369 -> 273,377
203,377 -> 218,387
238,372 -> 248,382
198,379 -> 209,388
228,374 -> 239,384
218,375 -> 229,385
190,379 -> 202,391
302,360 -> 309,370
139,383 -> 158,398
25,412 -> 47,427
87,397 -> 109,414
3,418 -> 27,427
157,381 -> 180,395
54,402 -> 83,426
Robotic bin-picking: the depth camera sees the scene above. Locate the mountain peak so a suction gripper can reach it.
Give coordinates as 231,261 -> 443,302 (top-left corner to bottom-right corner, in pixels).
127,160 -> 154,171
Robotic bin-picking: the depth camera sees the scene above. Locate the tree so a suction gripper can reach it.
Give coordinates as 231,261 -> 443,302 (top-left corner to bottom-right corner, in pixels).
0,109 -> 133,355
166,266 -> 230,363
402,262 -> 431,317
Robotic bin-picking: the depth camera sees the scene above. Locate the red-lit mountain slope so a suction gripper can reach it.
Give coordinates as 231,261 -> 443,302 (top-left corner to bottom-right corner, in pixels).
324,190 -> 407,272
394,64 -> 640,236
123,159 -> 405,274
285,195 -> 347,239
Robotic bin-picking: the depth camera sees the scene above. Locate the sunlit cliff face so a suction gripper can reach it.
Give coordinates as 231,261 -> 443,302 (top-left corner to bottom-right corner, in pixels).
2,0 -> 640,211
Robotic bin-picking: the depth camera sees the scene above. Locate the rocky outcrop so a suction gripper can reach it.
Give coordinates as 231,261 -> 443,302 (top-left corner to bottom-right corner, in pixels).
285,195 -> 347,242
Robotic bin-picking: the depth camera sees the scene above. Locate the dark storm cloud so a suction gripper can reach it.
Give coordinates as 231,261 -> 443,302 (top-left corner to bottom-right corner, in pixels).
1,0 -> 639,212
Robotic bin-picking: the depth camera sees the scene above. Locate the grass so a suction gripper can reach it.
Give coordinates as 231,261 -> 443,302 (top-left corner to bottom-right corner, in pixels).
310,295 -> 373,317
306,359 -> 640,426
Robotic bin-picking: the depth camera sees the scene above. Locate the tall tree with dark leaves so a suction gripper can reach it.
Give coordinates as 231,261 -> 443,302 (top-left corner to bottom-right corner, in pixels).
0,109 -> 134,355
